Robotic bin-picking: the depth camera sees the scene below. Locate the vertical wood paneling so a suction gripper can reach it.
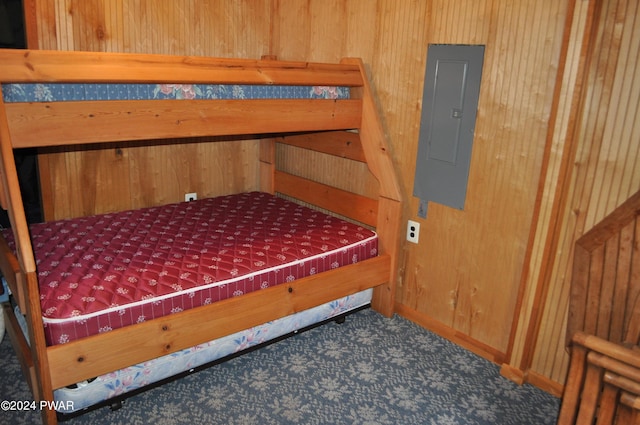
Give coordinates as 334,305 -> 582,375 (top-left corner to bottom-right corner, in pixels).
272,0 -> 568,361
585,0 -> 640,227
506,0 -> 590,387
395,0 -> 567,355
530,0 -> 640,385
32,0 -> 271,219
270,0 -> 310,61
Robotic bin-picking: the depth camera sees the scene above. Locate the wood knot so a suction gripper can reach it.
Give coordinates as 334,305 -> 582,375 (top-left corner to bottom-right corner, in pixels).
77,356 -> 85,363
288,287 -> 293,293
162,325 -> 169,331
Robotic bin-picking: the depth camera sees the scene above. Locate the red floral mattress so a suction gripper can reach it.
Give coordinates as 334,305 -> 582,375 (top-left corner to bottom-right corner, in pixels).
3,192 -> 377,346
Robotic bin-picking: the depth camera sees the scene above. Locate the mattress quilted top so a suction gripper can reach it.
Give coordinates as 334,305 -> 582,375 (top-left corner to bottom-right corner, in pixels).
4,192 -> 376,322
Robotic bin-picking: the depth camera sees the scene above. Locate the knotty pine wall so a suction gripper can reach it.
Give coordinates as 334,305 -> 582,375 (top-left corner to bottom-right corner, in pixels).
28,1 -> 272,218
21,0 -> 640,395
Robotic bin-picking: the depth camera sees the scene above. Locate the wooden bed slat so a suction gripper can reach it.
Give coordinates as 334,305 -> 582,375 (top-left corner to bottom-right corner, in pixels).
47,254 -> 390,389
279,131 -> 367,162
0,49 -> 364,87
5,99 -> 362,148
0,234 -> 24,311
274,170 -> 378,227
3,304 -> 34,386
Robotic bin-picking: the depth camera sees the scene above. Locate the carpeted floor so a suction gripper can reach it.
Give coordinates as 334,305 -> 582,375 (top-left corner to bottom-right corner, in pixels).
0,308 -> 560,424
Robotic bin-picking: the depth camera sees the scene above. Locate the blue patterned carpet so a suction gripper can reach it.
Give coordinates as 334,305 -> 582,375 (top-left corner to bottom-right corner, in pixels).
0,309 -> 560,424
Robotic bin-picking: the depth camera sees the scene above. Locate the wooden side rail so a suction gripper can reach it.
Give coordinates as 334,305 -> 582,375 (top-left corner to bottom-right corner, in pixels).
46,254 -> 390,389
279,131 -> 366,162
0,233 -> 24,311
268,130 -> 375,227
4,99 -> 362,149
3,304 -> 35,393
558,332 -> 640,424
274,170 -> 378,227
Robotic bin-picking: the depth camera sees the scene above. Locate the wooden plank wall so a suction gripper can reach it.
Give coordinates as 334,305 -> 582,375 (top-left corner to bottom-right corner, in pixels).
28,0 -> 272,218
527,0 -> 640,391
504,0 -> 595,392
393,0 -> 568,363
21,0 -> 640,394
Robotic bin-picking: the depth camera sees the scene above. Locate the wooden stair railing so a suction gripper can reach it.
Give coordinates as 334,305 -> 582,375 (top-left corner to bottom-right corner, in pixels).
558,189 -> 640,424
558,332 -> 640,424
567,189 -> 640,347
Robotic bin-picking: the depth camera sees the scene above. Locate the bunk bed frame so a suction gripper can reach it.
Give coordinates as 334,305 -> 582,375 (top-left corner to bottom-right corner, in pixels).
0,49 -> 402,425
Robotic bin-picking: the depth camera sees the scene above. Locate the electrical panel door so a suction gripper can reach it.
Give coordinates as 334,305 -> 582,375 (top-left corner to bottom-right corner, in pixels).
413,44 -> 485,214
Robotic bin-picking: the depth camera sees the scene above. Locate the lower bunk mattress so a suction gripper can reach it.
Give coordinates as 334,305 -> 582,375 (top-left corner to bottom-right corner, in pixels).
12,288 -> 372,413
2,191 -> 378,345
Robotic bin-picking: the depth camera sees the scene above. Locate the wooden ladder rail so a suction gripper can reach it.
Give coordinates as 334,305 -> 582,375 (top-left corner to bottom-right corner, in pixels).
558,332 -> 640,424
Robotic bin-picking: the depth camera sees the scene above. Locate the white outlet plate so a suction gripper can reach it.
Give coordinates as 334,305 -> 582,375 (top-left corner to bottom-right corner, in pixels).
407,220 -> 420,244
185,192 -> 197,202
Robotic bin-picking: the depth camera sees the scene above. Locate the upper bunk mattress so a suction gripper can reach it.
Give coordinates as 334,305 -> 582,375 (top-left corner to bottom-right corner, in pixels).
2,192 -> 377,346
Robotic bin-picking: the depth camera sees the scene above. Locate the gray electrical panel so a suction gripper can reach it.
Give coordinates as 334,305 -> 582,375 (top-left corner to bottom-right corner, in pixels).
413,44 -> 485,215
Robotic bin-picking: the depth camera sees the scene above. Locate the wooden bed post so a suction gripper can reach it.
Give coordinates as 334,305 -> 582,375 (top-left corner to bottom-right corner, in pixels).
341,58 -> 403,318
258,53 -> 278,195
259,138 -> 276,194
0,95 -> 37,272
0,92 -> 57,425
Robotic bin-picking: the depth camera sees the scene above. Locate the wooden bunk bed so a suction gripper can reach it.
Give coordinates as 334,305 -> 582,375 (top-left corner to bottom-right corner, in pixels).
0,49 -> 402,425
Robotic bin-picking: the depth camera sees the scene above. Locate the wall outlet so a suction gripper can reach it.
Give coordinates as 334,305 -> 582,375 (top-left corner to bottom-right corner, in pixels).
185,192 -> 197,202
406,220 -> 420,244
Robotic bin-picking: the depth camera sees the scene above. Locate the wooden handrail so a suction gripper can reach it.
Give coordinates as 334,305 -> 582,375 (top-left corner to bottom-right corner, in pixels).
558,332 -> 640,424
568,189 -> 640,346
